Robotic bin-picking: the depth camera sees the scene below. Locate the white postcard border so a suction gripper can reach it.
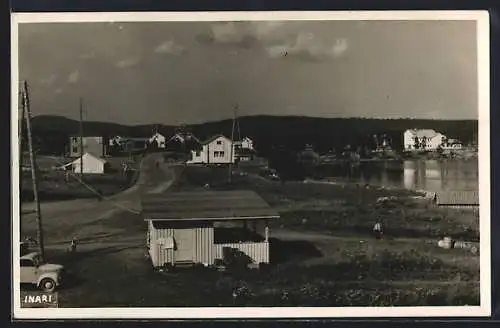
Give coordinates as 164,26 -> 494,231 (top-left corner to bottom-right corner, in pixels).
11,10 -> 491,319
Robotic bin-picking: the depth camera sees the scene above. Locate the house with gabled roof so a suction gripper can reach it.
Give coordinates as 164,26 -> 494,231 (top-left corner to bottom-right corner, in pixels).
149,132 -> 167,149
187,134 -> 236,164
60,152 -> 109,174
403,129 -> 447,151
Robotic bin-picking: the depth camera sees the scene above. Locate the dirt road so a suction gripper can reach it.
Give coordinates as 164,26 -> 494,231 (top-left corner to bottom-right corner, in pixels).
19,153 -> 174,249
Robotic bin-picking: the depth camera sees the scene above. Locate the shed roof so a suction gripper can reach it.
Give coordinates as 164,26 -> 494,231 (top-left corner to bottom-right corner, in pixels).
436,190 -> 479,206
141,190 -> 280,221
68,152 -> 107,165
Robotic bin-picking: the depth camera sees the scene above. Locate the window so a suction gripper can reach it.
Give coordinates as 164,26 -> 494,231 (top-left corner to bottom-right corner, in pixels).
216,140 -> 223,145
195,150 -> 201,156
20,259 -> 33,267
72,147 -> 78,153
213,151 -> 225,157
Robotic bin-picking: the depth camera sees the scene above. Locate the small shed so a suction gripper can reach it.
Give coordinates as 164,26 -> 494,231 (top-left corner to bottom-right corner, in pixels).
141,190 -> 280,268
63,152 -> 109,174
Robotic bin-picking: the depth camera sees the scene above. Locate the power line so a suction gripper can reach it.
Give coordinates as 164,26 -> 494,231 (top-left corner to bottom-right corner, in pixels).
51,157 -> 140,215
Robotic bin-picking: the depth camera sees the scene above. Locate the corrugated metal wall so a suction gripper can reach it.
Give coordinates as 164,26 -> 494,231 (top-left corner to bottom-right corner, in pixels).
213,242 -> 270,264
149,221 -> 215,267
194,226 -> 214,265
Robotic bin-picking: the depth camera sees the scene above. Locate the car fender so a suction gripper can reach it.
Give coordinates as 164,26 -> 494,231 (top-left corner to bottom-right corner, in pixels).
37,272 -> 59,287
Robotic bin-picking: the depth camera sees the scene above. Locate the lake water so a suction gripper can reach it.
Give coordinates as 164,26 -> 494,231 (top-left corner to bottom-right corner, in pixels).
314,159 -> 479,193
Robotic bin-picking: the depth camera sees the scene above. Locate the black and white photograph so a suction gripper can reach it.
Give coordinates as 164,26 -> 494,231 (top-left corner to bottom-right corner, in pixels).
11,11 -> 490,319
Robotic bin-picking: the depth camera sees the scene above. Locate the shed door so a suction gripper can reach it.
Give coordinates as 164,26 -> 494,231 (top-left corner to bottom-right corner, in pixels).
174,229 -> 194,262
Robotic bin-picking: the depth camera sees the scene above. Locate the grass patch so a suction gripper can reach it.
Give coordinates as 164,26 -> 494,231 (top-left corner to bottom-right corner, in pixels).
21,157 -> 138,203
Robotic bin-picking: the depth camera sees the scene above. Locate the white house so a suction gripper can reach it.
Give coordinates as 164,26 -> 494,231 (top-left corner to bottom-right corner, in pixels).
62,152 -> 109,174
109,136 -> 128,147
403,129 -> 447,151
236,137 -> 254,150
69,136 -> 106,157
149,132 -> 166,149
442,138 -> 464,150
187,134 -> 236,164
168,132 -> 200,144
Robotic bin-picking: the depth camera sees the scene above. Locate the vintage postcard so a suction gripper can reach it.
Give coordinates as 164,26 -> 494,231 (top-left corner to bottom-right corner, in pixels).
11,11 -> 490,319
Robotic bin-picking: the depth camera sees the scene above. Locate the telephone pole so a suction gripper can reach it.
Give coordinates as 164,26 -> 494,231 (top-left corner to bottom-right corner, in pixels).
228,105 -> 237,183
79,97 -> 84,178
23,81 -> 45,260
19,88 -> 25,235
19,89 -> 25,189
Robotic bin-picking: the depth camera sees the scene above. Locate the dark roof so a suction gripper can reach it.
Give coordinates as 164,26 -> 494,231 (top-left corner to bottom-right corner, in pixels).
436,190 -> 479,206
201,134 -> 231,145
167,132 -> 201,143
141,190 -> 280,221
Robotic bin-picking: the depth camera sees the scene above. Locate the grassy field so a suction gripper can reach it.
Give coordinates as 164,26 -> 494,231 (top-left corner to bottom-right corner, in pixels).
165,165 -> 480,306
24,162 -> 479,307
20,155 -> 139,203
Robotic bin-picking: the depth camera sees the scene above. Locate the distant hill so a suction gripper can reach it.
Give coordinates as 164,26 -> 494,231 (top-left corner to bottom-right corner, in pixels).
27,114 -> 478,156
30,115 -> 177,137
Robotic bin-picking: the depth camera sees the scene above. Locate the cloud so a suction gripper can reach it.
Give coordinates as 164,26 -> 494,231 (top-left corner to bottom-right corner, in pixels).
115,58 -> 140,68
39,74 -> 56,86
80,51 -> 96,59
67,70 -> 80,83
196,22 -> 347,61
154,40 -> 185,55
195,22 -> 258,49
265,33 -> 348,61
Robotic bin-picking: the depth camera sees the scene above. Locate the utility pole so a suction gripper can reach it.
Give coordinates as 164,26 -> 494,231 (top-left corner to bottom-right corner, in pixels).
79,97 -> 84,179
228,105 -> 237,183
19,88 -> 25,235
23,81 -> 45,260
19,89 -> 25,189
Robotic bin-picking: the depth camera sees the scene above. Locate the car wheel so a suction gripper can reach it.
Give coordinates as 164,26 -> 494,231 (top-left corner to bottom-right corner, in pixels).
39,278 -> 56,292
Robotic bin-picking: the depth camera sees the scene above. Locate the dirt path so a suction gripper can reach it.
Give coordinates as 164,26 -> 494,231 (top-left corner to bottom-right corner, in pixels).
20,153 -> 174,247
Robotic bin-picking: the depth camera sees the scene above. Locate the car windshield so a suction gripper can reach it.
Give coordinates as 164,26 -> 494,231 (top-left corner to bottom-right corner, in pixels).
32,255 -> 43,267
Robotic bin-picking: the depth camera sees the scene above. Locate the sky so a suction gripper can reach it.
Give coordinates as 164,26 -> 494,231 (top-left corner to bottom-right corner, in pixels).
17,19 -> 478,125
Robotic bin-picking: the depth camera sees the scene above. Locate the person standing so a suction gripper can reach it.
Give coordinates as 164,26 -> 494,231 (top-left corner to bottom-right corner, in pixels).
373,220 -> 383,239
69,237 -> 78,253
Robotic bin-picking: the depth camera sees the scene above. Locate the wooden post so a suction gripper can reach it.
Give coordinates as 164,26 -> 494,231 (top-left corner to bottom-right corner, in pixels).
19,89 -> 25,235
23,81 -> 45,260
228,105 -> 237,183
264,220 -> 269,242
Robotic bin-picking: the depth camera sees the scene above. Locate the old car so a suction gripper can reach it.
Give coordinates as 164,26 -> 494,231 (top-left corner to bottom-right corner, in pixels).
20,252 -> 64,292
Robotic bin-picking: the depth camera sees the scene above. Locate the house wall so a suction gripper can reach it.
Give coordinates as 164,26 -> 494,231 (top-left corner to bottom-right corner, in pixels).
240,138 -> 254,150
403,130 -> 416,151
207,137 -> 235,164
69,137 -> 105,157
187,136 -> 236,164
149,220 -> 215,267
71,156 -> 105,174
403,130 -> 447,151
148,220 -> 271,267
150,134 -> 166,148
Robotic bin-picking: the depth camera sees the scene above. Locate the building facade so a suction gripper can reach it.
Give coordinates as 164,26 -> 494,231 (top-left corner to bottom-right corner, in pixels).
403,129 -> 447,151
149,133 -> 166,149
64,152 -> 108,174
187,134 -> 236,164
69,136 -> 107,157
